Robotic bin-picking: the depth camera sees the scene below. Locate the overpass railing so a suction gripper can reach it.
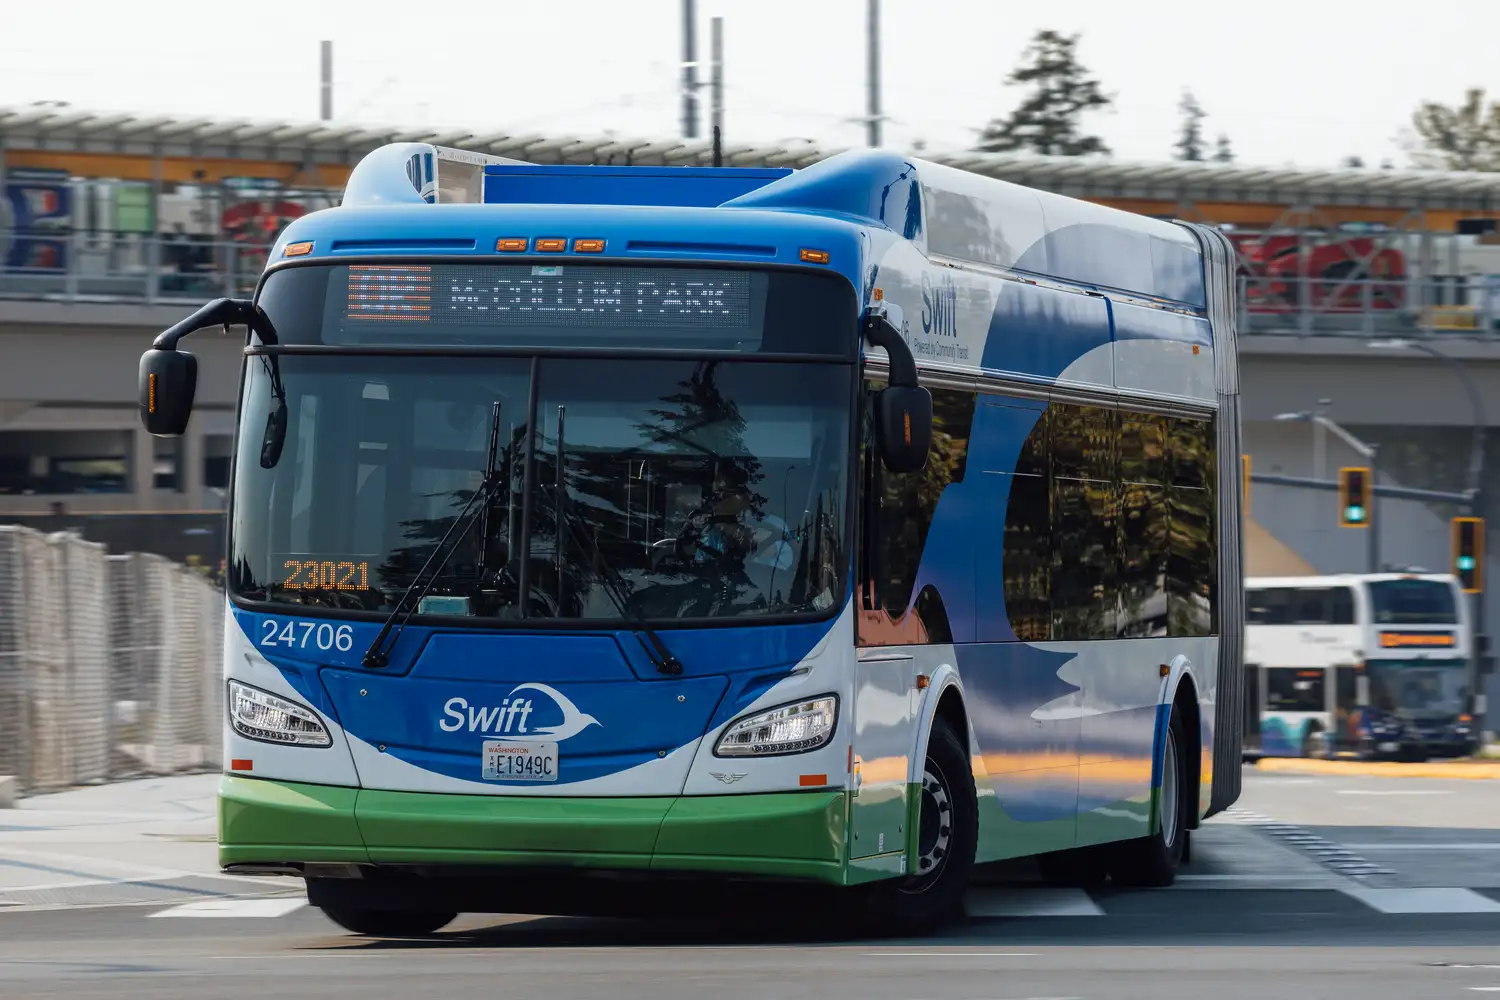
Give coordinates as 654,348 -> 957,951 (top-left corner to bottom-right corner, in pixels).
2,230 -> 1499,340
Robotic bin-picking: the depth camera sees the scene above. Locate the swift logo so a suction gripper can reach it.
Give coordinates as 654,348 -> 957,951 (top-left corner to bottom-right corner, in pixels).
438,683 -> 601,741
920,271 -> 958,338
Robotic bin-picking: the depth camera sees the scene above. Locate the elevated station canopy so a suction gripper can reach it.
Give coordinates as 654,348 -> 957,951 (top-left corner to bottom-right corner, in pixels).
5,102 -> 1500,214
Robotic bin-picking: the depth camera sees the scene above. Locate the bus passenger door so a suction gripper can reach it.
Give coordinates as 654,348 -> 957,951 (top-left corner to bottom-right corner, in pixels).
849,646 -> 918,862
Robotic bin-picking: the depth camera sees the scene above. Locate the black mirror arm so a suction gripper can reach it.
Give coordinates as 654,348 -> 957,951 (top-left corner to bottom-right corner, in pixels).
862,310 -> 918,388
152,298 -> 266,351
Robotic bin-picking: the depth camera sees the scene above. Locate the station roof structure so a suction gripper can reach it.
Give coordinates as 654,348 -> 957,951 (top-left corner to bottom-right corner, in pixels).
4,101 -> 1500,212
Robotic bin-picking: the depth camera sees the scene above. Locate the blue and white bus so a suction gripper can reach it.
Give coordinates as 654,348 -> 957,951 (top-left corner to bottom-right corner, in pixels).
137,142 -> 1245,936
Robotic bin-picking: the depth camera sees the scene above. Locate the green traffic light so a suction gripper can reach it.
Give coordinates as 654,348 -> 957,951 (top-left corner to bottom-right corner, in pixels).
1344,505 -> 1366,523
1458,555 -> 1476,571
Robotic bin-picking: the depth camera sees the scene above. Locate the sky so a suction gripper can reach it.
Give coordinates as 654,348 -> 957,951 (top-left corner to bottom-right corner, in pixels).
1,0 -> 1497,169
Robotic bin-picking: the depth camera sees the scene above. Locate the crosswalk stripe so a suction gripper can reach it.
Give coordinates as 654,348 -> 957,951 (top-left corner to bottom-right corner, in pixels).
150,898 -> 308,919
1340,887 -> 1500,915
966,887 -> 1104,917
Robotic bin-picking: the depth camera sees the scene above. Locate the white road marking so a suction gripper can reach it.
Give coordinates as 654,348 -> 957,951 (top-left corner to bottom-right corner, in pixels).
865,952 -> 1042,957
966,888 -> 1105,917
1341,887 -> 1500,914
150,898 -> 308,918
1338,843 -> 1500,851
1334,789 -> 1453,796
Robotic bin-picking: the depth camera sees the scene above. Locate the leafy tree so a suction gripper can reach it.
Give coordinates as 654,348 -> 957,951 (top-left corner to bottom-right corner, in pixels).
1342,154 -> 1366,168
1407,87 -> 1500,170
974,30 -> 1113,156
1213,134 -> 1234,163
1175,91 -> 1206,161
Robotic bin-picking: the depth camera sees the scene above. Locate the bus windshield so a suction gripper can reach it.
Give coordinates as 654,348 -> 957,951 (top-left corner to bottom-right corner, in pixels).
229,354 -> 852,623
1367,579 -> 1458,624
1367,660 -> 1468,716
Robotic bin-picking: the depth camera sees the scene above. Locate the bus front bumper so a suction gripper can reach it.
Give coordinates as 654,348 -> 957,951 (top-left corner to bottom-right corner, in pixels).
218,774 -> 851,887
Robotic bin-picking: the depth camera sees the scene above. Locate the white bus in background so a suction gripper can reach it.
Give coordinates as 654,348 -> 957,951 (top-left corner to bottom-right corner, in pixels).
1244,573 -> 1479,760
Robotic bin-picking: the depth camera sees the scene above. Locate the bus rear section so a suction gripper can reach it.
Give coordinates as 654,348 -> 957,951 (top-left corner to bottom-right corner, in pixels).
1244,574 -> 1477,760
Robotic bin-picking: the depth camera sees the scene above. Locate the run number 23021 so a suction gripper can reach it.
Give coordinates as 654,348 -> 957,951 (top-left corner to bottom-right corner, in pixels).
259,619 -> 356,652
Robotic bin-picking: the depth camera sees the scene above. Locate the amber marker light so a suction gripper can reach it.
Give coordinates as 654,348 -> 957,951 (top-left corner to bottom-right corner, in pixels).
573,239 -> 606,253
799,248 -> 831,264
535,238 -> 568,252
496,238 -> 528,252
282,241 -> 314,257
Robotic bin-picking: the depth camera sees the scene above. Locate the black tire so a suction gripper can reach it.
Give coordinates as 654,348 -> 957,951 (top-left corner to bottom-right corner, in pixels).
863,715 -> 978,935
318,904 -> 457,938
1108,706 -> 1190,888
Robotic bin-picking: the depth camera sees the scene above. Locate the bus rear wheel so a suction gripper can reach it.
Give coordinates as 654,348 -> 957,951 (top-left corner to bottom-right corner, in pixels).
863,715 -> 978,935
318,903 -> 457,938
1109,706 -> 1190,888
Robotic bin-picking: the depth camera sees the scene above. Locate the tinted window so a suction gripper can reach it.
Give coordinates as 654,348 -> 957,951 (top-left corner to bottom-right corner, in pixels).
1368,579 -> 1459,624
1052,477 -> 1117,639
1266,669 -> 1326,713
1119,412 -> 1167,486
1168,478 -> 1216,637
860,383 -> 975,641
1118,482 -> 1168,636
1051,404 -> 1116,483
1169,417 -> 1212,490
1003,471 -> 1051,641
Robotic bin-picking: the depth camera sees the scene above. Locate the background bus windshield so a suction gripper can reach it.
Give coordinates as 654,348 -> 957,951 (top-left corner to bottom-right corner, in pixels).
229,355 -> 851,624
1368,579 -> 1458,624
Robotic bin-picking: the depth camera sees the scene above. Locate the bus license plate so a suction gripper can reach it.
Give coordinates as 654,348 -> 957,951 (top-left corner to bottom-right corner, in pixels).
481,740 -> 558,782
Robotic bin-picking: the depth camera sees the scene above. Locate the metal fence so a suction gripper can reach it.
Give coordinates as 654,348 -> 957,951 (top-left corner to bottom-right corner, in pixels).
0,525 -> 222,793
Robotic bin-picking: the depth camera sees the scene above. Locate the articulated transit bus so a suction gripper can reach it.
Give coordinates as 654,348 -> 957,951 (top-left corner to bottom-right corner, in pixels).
138,143 -> 1246,936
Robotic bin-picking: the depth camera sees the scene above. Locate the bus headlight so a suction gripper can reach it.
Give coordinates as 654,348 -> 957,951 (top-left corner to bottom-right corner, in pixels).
713,695 -> 838,757
228,679 -> 332,748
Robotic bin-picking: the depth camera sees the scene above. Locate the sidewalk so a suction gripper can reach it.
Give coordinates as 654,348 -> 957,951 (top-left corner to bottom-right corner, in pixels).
0,773 -> 295,910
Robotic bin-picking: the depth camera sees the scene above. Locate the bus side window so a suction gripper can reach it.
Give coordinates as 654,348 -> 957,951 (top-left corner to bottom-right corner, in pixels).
858,381 -> 975,645
1166,416 -> 1216,637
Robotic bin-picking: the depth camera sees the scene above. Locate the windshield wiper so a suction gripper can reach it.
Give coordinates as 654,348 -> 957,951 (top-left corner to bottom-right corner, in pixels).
545,412 -> 681,676
552,500 -> 684,676
361,401 -> 505,669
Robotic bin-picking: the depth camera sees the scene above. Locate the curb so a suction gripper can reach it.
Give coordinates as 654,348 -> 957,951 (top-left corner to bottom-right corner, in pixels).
1254,757 -> 1500,780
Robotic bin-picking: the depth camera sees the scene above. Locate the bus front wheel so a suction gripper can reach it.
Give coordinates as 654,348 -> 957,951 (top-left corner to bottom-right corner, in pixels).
318,903 -> 457,938
864,715 -> 978,935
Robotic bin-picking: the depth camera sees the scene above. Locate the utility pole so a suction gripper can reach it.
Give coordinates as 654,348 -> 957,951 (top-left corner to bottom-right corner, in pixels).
681,0 -> 699,139
866,0 -> 882,146
710,17 -> 724,140
319,40 -> 333,121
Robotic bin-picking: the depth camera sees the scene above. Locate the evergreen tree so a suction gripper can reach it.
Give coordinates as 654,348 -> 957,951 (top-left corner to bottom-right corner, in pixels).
1213,134 -> 1234,163
1175,91 -> 1206,161
973,30 -> 1113,156
1407,87 -> 1500,170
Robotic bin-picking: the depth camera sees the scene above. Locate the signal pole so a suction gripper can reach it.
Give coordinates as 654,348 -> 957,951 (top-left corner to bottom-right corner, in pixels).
866,0 -> 882,146
710,15 -> 724,165
681,0 -> 700,139
319,40 -> 333,121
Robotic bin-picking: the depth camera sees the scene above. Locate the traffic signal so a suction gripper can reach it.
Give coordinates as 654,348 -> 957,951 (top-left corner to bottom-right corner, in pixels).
1339,467 -> 1371,527
1453,516 -> 1484,593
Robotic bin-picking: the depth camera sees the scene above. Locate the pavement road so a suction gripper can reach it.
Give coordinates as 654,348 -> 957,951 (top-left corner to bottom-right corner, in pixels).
1,766 -> 1498,999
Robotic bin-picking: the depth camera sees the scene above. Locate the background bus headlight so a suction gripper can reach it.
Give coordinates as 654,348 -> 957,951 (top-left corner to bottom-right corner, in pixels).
713,696 -> 838,757
228,679 -> 332,748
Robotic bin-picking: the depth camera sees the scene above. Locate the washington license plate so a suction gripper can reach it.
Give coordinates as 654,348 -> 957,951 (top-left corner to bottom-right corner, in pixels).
481,740 -> 558,782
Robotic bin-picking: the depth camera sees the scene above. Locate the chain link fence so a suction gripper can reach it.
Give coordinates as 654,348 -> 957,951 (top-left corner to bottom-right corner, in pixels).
0,525 -> 223,793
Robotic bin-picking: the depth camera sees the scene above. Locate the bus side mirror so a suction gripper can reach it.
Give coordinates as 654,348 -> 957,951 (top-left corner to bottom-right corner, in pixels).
863,310 -> 932,475
138,349 -> 198,436
875,384 -> 932,474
